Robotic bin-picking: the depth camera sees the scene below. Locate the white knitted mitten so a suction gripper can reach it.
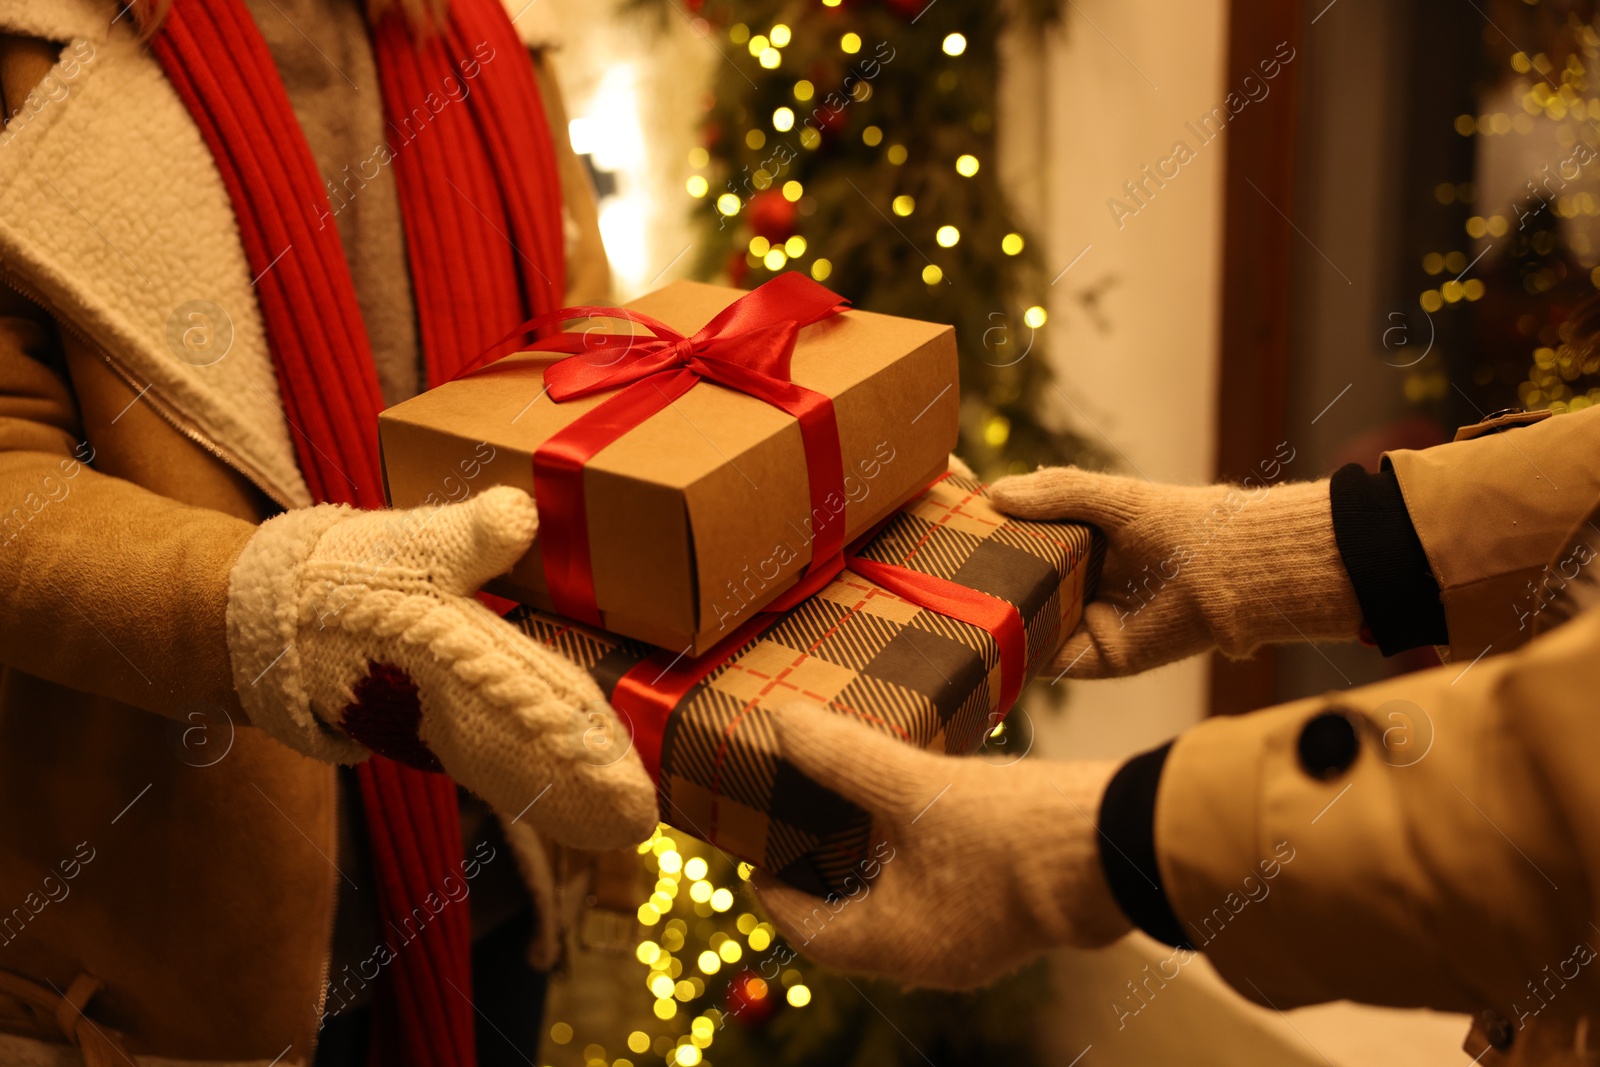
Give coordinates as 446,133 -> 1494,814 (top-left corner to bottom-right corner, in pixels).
988,468 -> 1363,678
226,486 -> 655,849
752,704 -> 1129,990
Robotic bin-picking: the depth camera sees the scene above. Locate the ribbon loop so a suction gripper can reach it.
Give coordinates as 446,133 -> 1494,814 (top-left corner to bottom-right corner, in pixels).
455,274 -> 854,629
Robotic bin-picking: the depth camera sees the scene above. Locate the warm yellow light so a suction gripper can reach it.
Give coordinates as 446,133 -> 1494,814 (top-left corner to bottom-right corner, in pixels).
628,1032 -> 651,1054
747,34 -> 768,55
759,47 -> 781,69
785,235 -> 807,257
782,180 -> 804,202
710,888 -> 734,912
636,941 -> 661,964
1420,290 -> 1443,312
886,144 -> 907,165
773,106 -> 795,132
637,903 -> 661,925
922,264 -> 944,285
1442,280 -> 1465,303
822,0 -> 841,6
770,24 -> 791,46
862,125 -> 883,147
984,415 -> 1010,447
763,249 -> 788,271
729,23 -> 749,44
745,128 -> 766,150
675,1046 -> 703,1067
943,33 -> 967,55
718,940 -> 742,963
697,950 -> 721,974
1002,232 -> 1024,255
658,850 -> 682,874
688,147 -> 709,169
799,128 -> 821,150
748,926 -> 773,951
794,79 -> 814,102
691,1017 -> 715,1041
550,1022 -> 573,1044
652,835 -> 676,855
955,154 -> 980,177
787,984 -> 812,1007
716,193 -> 741,217
686,175 -> 708,198
892,195 -> 915,216
936,225 -> 960,247
653,999 -> 676,1020
1023,305 -> 1048,328
1464,278 -> 1486,300
674,980 -> 695,1001
841,32 -> 862,54
749,236 -> 771,257
737,862 -> 754,881
684,856 -> 708,880
810,259 -> 832,282
650,973 -> 675,999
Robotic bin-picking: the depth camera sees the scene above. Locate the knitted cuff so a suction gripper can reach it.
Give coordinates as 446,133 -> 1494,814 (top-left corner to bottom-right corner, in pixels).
226,505 -> 368,763
1212,480 -> 1365,655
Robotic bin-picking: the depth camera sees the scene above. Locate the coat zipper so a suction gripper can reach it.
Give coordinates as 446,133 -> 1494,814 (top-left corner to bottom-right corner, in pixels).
0,263 -> 336,1059
0,264 -> 301,511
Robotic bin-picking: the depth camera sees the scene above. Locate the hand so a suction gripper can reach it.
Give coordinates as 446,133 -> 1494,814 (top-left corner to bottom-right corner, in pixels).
751,703 -> 1130,990
225,486 -> 655,849
988,467 -> 1362,678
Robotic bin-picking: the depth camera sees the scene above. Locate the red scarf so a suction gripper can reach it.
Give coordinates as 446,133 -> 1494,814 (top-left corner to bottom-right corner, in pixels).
149,3 -> 566,1064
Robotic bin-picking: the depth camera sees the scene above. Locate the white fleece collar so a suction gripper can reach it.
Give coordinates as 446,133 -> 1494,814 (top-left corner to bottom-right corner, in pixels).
0,1 -> 312,508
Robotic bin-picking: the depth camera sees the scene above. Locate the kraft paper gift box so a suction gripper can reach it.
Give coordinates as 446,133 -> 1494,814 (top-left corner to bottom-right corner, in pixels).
505,474 -> 1104,893
379,276 -> 959,656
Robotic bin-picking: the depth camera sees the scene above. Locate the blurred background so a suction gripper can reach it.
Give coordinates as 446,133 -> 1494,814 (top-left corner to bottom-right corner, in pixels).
511,0 -> 1600,1062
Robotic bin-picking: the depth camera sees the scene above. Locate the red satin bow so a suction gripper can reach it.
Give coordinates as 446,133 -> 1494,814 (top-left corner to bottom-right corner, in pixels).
458,273 -> 852,628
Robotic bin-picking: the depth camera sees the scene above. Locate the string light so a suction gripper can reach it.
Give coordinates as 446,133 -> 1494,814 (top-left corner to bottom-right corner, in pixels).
747,33 -> 769,55
785,235 -> 807,257
770,23 -> 791,46
922,264 -> 943,284
892,195 -> 915,215
764,248 -> 788,270
794,79 -> 814,101
1002,233 -> 1024,255
811,259 -> 832,281
840,32 -> 861,54
936,225 -> 960,247
749,236 -> 771,256
955,154 -> 980,176
759,47 -> 782,69
1024,305 -> 1048,328
862,125 -> 883,147
887,144 -> 907,165
787,985 -> 812,1007
688,147 -> 708,168
773,106 -> 795,131
782,180 -> 804,201
685,175 -> 708,197
943,32 -> 967,55
728,23 -> 749,44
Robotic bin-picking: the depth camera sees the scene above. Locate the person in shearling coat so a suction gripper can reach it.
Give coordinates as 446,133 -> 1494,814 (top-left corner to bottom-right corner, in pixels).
757,404 -> 1600,1067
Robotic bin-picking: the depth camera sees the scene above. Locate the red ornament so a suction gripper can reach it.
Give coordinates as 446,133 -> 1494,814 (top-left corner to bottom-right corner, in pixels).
724,971 -> 776,1026
746,189 -> 797,241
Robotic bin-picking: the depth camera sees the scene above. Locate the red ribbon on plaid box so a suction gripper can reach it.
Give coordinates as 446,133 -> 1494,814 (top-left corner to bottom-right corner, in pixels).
510,474 -> 1101,892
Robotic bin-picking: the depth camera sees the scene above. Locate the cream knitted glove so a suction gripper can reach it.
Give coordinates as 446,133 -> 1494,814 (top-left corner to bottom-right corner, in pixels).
751,704 -> 1129,990
226,486 -> 655,849
988,468 -> 1363,678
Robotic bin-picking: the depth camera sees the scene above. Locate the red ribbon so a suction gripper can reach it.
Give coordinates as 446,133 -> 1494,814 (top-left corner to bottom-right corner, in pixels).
610,527 -> 1029,791
457,273 -> 851,627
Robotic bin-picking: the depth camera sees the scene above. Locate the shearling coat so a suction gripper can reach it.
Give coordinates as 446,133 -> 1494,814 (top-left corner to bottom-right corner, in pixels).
0,1 -> 607,1062
1156,406 -> 1600,1066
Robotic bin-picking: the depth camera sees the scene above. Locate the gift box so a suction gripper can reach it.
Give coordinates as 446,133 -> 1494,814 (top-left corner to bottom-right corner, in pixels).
507,474 -> 1103,893
379,275 -> 960,655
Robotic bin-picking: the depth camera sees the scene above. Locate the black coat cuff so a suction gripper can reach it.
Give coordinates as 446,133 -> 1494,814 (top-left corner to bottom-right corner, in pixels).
1096,742 -> 1190,949
1328,463 -> 1448,655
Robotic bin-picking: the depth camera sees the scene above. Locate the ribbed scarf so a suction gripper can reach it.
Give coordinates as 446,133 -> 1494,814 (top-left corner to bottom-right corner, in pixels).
149,2 -> 566,1063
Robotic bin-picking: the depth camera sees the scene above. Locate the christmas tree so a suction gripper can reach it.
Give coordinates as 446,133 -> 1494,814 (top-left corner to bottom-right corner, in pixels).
537,3 -> 1084,1064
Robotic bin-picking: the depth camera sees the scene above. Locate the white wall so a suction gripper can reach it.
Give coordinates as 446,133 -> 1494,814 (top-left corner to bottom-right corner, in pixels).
997,0 -> 1226,760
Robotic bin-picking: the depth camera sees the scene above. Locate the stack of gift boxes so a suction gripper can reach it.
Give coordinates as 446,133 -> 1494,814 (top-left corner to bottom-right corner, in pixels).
379,275 -> 1102,893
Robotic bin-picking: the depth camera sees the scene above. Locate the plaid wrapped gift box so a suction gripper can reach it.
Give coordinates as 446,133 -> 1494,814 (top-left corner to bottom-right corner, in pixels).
507,474 -> 1103,893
